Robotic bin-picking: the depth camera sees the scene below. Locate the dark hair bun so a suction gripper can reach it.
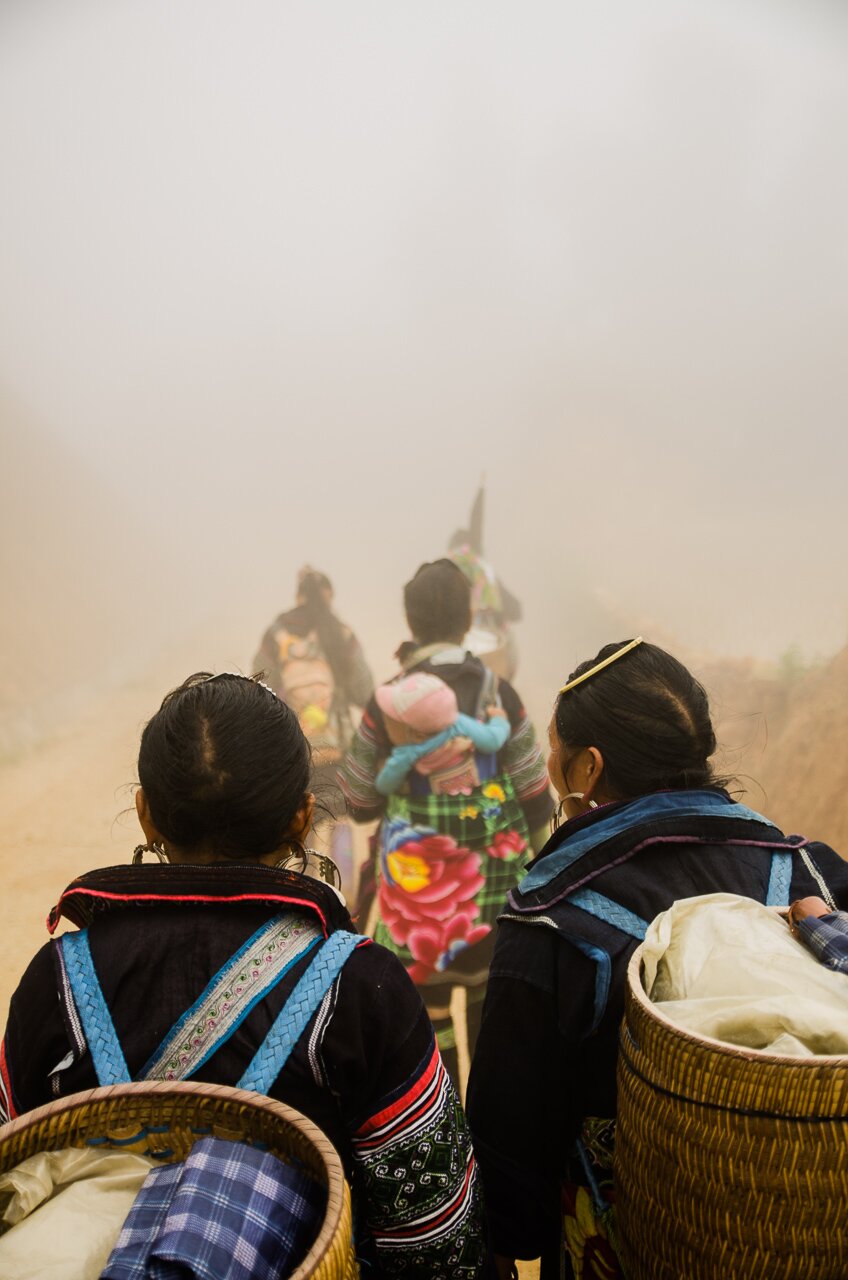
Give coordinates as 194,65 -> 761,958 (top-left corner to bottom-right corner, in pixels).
554,641 -> 718,798
403,559 -> 472,646
138,673 -> 311,860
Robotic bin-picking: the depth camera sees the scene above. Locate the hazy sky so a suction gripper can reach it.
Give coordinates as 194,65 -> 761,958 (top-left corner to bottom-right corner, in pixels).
2,0 -> 848,720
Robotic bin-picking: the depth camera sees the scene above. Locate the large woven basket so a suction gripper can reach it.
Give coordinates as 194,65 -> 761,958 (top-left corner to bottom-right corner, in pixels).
615,946 -> 848,1279
0,1081 -> 358,1280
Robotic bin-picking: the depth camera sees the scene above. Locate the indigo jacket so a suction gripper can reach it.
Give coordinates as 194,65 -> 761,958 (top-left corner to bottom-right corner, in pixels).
466,788 -> 848,1263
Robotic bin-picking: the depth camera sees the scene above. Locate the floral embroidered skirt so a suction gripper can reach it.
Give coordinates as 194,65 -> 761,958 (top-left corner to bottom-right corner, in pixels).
372,774 -> 529,986
562,1119 -> 624,1280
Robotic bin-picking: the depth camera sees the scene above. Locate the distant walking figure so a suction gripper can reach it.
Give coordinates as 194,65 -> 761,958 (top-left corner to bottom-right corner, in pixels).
254,567 -> 374,891
253,566 -> 373,774
448,482 -> 522,680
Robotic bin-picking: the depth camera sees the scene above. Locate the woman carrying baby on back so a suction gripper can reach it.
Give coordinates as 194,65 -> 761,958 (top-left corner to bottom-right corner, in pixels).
338,558 -> 552,1083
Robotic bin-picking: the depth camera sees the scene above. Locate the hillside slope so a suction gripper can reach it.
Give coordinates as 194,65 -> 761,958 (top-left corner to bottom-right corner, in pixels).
700,646 -> 848,854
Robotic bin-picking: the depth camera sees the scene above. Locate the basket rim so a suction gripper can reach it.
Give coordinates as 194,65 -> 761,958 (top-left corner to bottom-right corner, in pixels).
627,944 -> 848,1066
0,1080 -> 348,1280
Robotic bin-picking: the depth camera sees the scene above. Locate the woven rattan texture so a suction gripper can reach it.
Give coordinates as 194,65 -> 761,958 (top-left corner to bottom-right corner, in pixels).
616,948 -> 848,1280
0,1081 -> 358,1280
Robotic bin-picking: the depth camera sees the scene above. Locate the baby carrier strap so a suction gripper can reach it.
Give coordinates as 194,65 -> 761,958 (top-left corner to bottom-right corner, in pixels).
237,930 -> 361,1094
473,663 -> 500,719
766,848 -> 793,906
59,928 -> 132,1086
568,887 -> 649,942
567,846 -> 798,938
58,913 -> 326,1088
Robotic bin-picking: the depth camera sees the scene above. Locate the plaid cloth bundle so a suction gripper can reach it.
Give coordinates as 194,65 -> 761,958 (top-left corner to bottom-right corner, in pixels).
796,910 -> 848,974
100,1136 -> 325,1280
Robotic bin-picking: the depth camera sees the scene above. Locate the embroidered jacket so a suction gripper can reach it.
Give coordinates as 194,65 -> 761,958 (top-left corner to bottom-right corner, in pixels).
0,863 -> 485,1278
466,789 -> 848,1263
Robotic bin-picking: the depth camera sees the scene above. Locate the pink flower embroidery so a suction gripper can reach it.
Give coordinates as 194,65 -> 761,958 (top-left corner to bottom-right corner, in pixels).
379,833 -> 491,984
487,829 -> 527,860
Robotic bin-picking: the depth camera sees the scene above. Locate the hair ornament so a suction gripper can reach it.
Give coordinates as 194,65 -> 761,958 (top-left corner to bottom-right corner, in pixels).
194,672 -> 279,700
559,637 -> 644,696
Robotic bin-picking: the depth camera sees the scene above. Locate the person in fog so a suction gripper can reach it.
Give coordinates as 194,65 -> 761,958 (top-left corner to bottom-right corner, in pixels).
338,559 -> 552,1084
254,566 -> 374,889
466,638 -> 848,1280
253,566 -> 373,777
0,672 -> 485,1278
448,534 -> 522,681
447,483 -> 522,681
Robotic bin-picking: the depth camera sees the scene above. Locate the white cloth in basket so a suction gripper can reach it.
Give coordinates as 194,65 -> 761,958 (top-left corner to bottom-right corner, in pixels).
642,892 -> 848,1055
0,1147 -> 154,1279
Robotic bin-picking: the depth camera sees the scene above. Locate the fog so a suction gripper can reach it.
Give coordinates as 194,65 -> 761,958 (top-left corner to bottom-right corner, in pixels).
3,0 -> 848,749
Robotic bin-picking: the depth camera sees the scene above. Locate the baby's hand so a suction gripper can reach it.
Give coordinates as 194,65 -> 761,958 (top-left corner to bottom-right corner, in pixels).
790,896 -> 830,922
788,896 -> 831,937
486,705 -> 508,720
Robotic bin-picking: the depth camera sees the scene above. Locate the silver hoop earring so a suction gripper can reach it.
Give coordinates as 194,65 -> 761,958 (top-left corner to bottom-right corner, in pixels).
132,841 -> 169,865
275,845 -> 342,889
551,792 -> 598,834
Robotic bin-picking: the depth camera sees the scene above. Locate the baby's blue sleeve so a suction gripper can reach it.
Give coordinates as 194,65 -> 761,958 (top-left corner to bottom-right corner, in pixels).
453,712 -> 511,755
376,745 -> 423,796
375,730 -> 454,796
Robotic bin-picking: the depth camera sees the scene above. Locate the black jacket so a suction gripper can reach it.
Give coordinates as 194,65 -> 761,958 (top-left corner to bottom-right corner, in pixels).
466,789 -> 848,1261
2,862 -> 486,1278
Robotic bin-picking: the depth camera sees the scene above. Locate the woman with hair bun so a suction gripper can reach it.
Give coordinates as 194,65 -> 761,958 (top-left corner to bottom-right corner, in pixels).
467,638 -> 848,1280
1,672 -> 484,1278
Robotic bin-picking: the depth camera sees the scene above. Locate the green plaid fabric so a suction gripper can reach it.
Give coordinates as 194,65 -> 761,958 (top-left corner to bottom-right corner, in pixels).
372,773 -> 529,978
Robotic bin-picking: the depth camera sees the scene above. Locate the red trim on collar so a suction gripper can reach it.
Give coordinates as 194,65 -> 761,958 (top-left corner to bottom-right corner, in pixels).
47,889 -> 330,936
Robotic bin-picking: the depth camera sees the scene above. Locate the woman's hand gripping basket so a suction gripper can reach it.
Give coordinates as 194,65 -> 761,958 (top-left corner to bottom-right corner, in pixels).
616,945 -> 848,1280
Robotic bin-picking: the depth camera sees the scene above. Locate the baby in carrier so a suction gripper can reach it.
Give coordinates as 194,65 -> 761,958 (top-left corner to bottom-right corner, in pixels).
375,671 -> 509,797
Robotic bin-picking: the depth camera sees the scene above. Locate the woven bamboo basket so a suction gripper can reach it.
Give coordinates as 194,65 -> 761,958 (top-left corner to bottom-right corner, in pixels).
0,1081 -> 358,1280
615,946 -> 848,1280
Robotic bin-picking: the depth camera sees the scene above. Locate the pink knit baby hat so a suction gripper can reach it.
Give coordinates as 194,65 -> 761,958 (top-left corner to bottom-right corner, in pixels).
375,672 -> 458,733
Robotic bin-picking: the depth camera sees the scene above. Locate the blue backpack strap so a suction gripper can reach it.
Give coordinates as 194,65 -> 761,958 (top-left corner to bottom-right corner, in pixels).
568,887 -> 649,941
59,930 -> 131,1086
767,848 -> 793,906
237,930 -> 361,1094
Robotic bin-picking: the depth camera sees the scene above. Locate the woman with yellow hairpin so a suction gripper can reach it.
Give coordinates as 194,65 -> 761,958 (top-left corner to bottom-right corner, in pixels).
466,638 -> 848,1280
